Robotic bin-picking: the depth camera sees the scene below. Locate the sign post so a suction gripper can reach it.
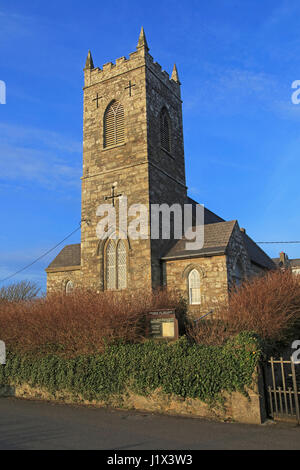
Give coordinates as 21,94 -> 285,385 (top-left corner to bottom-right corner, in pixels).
0,341 -> 6,365
147,309 -> 179,341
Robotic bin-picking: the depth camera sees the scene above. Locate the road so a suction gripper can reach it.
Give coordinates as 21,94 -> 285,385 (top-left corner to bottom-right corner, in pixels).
0,397 -> 299,450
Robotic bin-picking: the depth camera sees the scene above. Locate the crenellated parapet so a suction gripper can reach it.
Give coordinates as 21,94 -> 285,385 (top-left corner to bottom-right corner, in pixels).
146,54 -> 181,98
84,27 -> 181,99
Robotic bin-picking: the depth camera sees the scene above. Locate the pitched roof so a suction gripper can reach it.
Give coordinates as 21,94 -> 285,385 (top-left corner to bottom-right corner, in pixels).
46,210 -> 275,271
187,197 -> 225,225
241,233 -> 275,270
162,209 -> 275,269
162,220 -> 237,260
46,244 -> 81,270
189,201 -> 275,269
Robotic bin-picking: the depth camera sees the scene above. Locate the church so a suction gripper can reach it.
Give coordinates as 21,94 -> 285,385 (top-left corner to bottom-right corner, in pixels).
46,28 -> 275,316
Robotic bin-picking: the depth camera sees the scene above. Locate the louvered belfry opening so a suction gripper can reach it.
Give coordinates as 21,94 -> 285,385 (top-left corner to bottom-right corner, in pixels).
104,100 -> 125,148
160,108 -> 171,153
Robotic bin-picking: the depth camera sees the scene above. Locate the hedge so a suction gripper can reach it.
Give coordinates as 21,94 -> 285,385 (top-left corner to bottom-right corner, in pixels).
0,332 -> 261,404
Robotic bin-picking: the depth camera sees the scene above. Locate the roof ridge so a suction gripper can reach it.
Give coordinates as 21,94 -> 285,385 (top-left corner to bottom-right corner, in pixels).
242,232 -> 275,268
243,232 -> 272,257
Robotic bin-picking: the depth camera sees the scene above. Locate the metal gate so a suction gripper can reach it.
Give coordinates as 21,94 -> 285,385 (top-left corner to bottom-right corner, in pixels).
265,357 -> 300,424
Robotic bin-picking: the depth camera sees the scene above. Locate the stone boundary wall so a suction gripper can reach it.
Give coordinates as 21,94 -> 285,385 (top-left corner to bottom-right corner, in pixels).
0,367 -> 267,425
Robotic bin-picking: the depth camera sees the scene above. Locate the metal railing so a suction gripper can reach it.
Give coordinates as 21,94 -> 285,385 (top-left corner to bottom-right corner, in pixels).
267,357 -> 300,424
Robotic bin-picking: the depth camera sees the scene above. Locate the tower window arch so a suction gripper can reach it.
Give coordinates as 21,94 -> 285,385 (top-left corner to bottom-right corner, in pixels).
188,269 -> 201,305
104,100 -> 125,148
105,239 -> 127,290
160,107 -> 171,153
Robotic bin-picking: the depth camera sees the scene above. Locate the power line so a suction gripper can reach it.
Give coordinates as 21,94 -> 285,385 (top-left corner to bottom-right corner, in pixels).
257,241 -> 300,244
1,222 -> 299,284
0,224 -> 81,284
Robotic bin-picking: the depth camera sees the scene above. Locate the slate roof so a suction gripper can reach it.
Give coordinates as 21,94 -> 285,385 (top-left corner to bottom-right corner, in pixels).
46,208 -> 275,271
241,233 -> 276,270
161,220 -> 237,260
187,197 -> 225,225
46,244 -> 81,270
162,211 -> 276,270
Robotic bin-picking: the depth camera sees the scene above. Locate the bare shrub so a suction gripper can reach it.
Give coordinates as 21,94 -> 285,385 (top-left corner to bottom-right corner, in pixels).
187,318 -> 232,347
0,288 -> 186,357
0,281 -> 40,303
187,270 -> 300,346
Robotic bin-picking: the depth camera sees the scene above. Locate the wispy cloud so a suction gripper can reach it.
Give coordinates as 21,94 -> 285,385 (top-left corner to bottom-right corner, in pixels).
184,64 -> 281,116
262,1 -> 300,29
0,123 -> 81,191
0,250 -> 46,288
0,123 -> 82,154
0,10 -> 36,42
0,242 -> 80,289
183,62 -> 300,125
203,154 -> 256,172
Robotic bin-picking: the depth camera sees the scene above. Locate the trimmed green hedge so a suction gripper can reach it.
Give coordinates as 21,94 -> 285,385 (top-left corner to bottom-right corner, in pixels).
0,332 -> 261,404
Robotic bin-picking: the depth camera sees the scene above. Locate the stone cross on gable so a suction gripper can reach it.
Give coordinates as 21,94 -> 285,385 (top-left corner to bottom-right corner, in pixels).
104,183 -> 123,207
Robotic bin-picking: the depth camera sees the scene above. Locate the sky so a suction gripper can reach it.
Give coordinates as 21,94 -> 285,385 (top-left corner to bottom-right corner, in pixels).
1,0 -> 300,292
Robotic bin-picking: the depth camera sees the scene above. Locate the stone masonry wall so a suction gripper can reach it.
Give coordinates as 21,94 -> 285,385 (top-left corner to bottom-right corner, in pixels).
226,223 -> 252,286
80,38 -> 187,292
46,268 -> 82,294
81,42 -> 153,291
145,51 -> 187,288
164,255 -> 229,318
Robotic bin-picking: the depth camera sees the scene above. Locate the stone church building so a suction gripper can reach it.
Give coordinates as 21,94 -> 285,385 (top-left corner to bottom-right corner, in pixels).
46,28 -> 275,315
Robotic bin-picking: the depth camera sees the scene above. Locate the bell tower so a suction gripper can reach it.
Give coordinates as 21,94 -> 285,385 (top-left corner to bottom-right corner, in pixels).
81,28 -> 187,291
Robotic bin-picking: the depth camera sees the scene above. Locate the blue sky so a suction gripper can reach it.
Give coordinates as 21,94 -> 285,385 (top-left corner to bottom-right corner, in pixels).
1,0 -> 300,291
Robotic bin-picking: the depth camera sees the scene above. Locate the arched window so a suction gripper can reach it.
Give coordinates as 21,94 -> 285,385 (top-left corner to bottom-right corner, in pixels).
188,269 -> 201,305
106,240 -> 116,290
105,239 -> 127,290
104,101 -> 125,148
160,108 -> 171,153
117,241 -> 127,289
65,280 -> 74,295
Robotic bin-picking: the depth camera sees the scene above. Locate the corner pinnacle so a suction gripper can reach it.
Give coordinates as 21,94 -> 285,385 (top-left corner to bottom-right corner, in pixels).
137,26 -> 149,51
85,50 -> 94,70
171,64 -> 181,84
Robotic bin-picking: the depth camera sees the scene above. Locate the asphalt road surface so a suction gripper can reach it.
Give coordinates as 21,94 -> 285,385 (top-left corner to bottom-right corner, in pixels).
0,397 -> 299,450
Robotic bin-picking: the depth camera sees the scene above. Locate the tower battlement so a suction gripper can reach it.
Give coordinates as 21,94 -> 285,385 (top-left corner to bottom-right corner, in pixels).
84,28 -> 181,99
